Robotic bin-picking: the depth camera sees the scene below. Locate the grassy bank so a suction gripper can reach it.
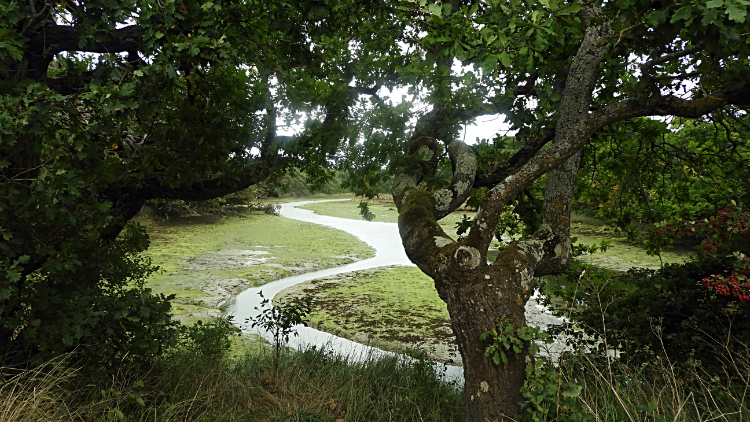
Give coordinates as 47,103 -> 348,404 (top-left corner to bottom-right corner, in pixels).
0,343 -> 462,422
298,196 -> 473,239
137,207 -> 373,324
3,329 -> 748,422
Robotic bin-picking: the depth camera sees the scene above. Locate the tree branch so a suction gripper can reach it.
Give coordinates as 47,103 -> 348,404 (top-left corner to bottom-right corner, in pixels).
587,88 -> 750,131
474,129 -> 555,188
641,43 -> 705,72
29,24 -> 145,56
639,43 -> 705,93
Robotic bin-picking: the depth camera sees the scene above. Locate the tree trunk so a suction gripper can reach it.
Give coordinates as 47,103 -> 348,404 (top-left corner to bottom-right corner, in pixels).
436,253 -> 536,421
392,9 -> 616,420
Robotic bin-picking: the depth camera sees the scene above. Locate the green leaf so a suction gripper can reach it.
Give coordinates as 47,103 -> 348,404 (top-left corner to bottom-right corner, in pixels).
726,3 -> 747,22
556,3 -> 581,15
499,52 -> 511,67
428,3 -> 442,17
670,6 -> 693,23
497,32 -> 508,46
706,0 -> 724,8
561,383 -> 583,397
645,7 -> 671,25
702,9 -> 719,25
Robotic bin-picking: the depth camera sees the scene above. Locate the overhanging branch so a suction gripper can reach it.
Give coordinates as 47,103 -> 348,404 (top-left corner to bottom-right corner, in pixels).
29,24 -> 145,56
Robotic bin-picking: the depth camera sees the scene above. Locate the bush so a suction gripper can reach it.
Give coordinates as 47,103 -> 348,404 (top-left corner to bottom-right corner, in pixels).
541,205 -> 750,374
177,316 -> 239,358
0,223 -> 180,369
541,259 -> 750,375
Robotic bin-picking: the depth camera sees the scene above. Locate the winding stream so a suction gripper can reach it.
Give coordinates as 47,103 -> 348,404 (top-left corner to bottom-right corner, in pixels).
227,199 -> 562,384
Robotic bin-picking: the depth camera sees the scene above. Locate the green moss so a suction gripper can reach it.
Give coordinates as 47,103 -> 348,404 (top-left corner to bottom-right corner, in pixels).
571,226 -> 690,271
301,194 -> 474,240
276,266 -> 460,364
301,196 -> 400,223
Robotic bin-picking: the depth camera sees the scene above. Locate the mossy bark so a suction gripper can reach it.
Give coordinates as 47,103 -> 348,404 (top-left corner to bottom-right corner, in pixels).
393,13 -> 614,420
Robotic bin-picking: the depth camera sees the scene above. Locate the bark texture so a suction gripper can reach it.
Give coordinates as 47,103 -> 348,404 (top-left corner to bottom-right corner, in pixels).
391,3 -> 750,421
394,15 -> 615,421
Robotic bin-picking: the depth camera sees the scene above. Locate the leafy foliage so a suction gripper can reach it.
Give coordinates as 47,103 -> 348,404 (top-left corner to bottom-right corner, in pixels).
518,356 -> 589,422
357,200 -> 376,221
1,0 -> 406,365
479,318 -> 589,421
247,292 -> 313,372
540,259 -> 750,375
0,223 -> 179,367
177,316 -> 238,358
576,118 -> 750,229
644,204 -> 750,301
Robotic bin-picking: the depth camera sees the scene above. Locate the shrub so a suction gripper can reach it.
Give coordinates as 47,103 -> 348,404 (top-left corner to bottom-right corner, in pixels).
0,223 -> 180,369
541,259 -> 750,376
177,316 -> 239,358
541,204 -> 750,373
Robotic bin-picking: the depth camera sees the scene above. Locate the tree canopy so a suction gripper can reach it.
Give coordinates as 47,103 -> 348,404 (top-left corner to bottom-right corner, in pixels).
0,0 -> 409,364
2,0 -> 750,420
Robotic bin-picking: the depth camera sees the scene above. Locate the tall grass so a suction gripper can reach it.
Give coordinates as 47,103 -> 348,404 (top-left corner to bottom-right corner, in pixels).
556,341 -> 750,421
0,356 -> 75,421
1,344 -> 462,422
4,328 -> 748,421
534,320 -> 750,421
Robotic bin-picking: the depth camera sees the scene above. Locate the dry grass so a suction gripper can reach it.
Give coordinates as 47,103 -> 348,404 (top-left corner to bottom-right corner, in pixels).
0,356 -> 76,421
544,309 -> 750,421
559,341 -> 750,421
0,343 -> 462,422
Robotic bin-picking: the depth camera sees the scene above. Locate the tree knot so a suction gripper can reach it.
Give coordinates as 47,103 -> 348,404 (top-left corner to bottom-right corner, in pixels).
454,245 -> 481,270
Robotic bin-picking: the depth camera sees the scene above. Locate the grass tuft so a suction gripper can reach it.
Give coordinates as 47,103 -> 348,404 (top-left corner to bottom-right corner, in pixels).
1,343 -> 462,422
0,356 -> 75,421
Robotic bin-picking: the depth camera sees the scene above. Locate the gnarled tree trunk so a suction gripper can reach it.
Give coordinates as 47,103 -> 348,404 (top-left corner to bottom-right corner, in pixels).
392,14 -> 612,421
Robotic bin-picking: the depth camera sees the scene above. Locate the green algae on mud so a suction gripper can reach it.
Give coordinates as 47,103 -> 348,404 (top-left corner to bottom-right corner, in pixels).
274,266 -> 460,366
272,203 -> 693,366
570,222 -> 691,271
140,209 -> 374,324
301,200 -> 694,267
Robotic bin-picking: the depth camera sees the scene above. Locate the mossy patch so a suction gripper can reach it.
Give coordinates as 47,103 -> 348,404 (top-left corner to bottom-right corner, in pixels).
141,209 -> 374,324
274,201 -> 694,363
275,266 -> 461,366
570,222 -> 690,271
301,201 -> 694,267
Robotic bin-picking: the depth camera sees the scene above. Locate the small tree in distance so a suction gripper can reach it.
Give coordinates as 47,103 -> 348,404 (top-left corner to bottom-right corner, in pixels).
248,292 -> 313,374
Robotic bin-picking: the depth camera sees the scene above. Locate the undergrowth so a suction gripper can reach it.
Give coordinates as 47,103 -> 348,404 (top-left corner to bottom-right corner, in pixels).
0,341 -> 462,422
5,331 -> 748,421
530,334 -> 750,422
